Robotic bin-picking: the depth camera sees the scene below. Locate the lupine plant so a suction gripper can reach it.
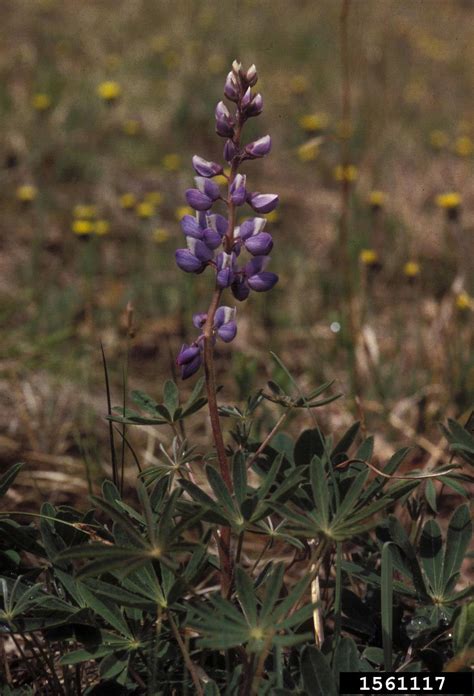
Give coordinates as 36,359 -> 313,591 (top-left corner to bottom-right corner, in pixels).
1,63 -> 473,695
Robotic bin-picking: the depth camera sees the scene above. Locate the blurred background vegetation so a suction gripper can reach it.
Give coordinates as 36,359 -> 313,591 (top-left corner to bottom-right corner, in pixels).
1,0 -> 473,502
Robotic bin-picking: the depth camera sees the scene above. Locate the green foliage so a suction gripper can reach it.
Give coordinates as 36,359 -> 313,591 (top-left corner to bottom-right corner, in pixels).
1,382 -> 472,693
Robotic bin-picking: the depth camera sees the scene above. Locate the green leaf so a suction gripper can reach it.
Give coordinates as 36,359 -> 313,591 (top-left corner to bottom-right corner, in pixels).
381,542 -> 393,671
331,422 -> 360,461
387,516 -> 428,599
163,380 -> 179,419
260,564 -> 285,623
206,466 -> 239,520
333,636 -> 359,679
310,456 -> 329,529
233,453 -> 247,506
89,496 -> 147,549
0,462 -> 23,498
235,567 -> 257,625
443,504 -> 472,590
77,585 -> 132,637
419,519 -> 443,596
424,479 -> 437,513
335,468 -> 369,522
453,602 -> 474,654
301,646 -> 337,696
59,645 -> 115,665
294,428 -> 325,467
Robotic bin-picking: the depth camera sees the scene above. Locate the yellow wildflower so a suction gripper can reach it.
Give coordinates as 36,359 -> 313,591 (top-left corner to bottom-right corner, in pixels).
298,113 -> 329,133
368,191 -> 387,208
435,192 -> 461,210
162,153 -> 181,171
334,164 -> 358,182
122,119 -> 141,136
213,174 -> 228,186
403,261 -> 420,278
454,136 -> 473,157
175,206 -> 193,220
94,220 -> 110,236
289,75 -> 309,95
72,219 -> 94,235
97,81 -> 121,102
264,210 -> 279,224
359,249 -> 378,266
297,140 -> 319,163
73,204 -> 96,219
136,201 -> 155,219
16,185 -> 38,202
32,93 -> 51,111
152,227 -> 170,243
144,191 -> 164,206
119,193 -> 137,210
455,292 -> 472,311
429,130 -> 448,150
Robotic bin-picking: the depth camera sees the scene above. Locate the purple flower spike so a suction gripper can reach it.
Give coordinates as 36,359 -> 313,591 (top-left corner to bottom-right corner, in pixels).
192,155 -> 223,178
215,101 -> 234,138
193,312 -> 208,329
247,271 -> 279,292
248,192 -> 279,214
245,135 -> 271,159
185,188 -> 213,211
244,232 -> 273,256
230,174 -> 247,206
174,62 -> 278,378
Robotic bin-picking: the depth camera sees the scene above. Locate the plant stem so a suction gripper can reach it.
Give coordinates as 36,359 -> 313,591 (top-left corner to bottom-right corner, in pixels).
246,410 -> 290,469
169,614 -> 204,696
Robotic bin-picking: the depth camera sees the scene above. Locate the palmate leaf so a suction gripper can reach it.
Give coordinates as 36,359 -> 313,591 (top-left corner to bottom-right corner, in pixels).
57,543 -> 156,579
163,380 -> 180,419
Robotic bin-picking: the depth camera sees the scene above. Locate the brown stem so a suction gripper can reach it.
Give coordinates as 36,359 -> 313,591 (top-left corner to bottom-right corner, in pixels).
246,411 -> 290,469
169,614 -> 204,696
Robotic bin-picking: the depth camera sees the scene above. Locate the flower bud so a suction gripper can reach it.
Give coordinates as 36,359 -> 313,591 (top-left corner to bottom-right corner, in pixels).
224,72 -> 239,102
203,227 -> 222,249
192,155 -> 223,178
215,101 -> 234,138
244,135 -> 271,159
232,59 -> 242,75
241,87 -> 253,110
224,139 -> 238,163
218,321 -> 237,342
181,214 -> 202,238
246,93 -> 263,117
246,64 -> 258,86
216,252 -> 236,288
176,343 -> 201,366
187,237 -> 213,263
231,278 -> 250,301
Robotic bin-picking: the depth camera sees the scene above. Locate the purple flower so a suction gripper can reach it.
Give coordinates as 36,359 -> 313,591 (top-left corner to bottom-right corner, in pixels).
231,277 -> 250,302
241,87 -> 252,110
247,271 -> 278,292
245,64 -> 258,86
224,71 -> 239,102
203,227 -> 222,249
185,188 -> 213,211
245,135 -> 271,159
181,214 -> 202,238
244,232 -> 273,256
192,155 -> 223,178
214,306 -> 237,342
175,249 -> 205,273
193,312 -> 208,329
176,343 -> 201,366
216,252 -> 237,288
207,214 -> 228,237
230,174 -> 247,206
215,101 -> 234,138
248,192 -> 279,213
224,139 -> 238,163
195,177 -> 221,201
246,93 -> 263,117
